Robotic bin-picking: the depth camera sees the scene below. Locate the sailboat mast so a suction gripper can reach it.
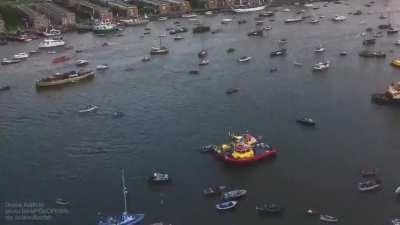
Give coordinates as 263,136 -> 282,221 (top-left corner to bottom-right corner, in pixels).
121,169 -> 128,213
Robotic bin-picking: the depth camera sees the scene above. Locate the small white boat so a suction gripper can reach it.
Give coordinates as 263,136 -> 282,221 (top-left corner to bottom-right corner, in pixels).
216,201 -> 238,210
182,13 -> 197,18
55,198 -> 69,206
263,26 -> 272,30
142,56 -> 151,62
312,61 -> 330,71
205,11 -> 213,15
78,105 -> 98,113
96,64 -> 109,70
13,52 -> 29,59
173,36 -> 184,41
320,215 -> 338,223
158,17 -> 168,21
238,56 -> 252,63
332,15 -> 346,22
76,59 -> 89,66
314,46 -> 325,53
310,18 -> 320,24
43,28 -> 61,37
199,59 -> 209,66
285,18 -> 303,23
282,8 -> 291,12
47,51 -> 57,54
394,186 -> 400,194
221,18 -> 233,24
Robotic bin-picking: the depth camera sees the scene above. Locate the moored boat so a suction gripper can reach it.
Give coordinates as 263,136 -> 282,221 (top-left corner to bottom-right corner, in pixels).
43,28 -> 61,37
223,189 -> 247,200
36,70 -> 95,88
238,56 -> 252,62
148,172 -> 170,184
0,85 -> 10,91
248,30 -> 263,37
332,15 -> 346,22
221,18 -> 233,24
358,179 -> 381,192
76,59 -> 89,66
1,58 -> 22,65
395,186 -> 400,195
150,37 -> 169,55
270,48 -> 286,57
93,18 -> 118,34
97,64 -> 109,70
203,186 -> 226,196
193,26 -> 210,33
226,88 -> 239,95
39,39 -> 65,48
296,117 -> 316,126
198,50 -> 207,58
13,52 -> 29,59
216,201 -> 238,210
79,105 -> 98,113
256,203 -> 283,215
312,61 -> 330,71
52,56 -> 70,64
285,18 -> 303,23
320,215 -> 339,223
199,59 -> 209,66
55,198 -> 70,206
361,168 -> 377,177
359,50 -> 385,58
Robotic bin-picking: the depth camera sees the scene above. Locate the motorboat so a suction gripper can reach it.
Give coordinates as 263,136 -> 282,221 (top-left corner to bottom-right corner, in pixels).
284,18 -> 303,23
120,19 -> 149,26
216,201 -> 238,210
238,56 -> 252,62
395,186 -> 400,195
221,18 -> 233,24
76,59 -> 89,66
226,48 -> 235,53
309,18 -> 320,24
13,52 -> 29,59
270,49 -> 286,57
29,49 -> 41,54
282,8 -> 291,12
173,36 -> 184,41
212,132 -> 277,165
148,172 -> 170,183
181,13 -> 197,18
256,203 -> 283,215
320,215 -> 339,223
1,58 -> 22,65
248,30 -> 263,37
296,117 -> 316,126
203,186 -> 226,196
0,85 -> 11,91
312,61 -> 330,71
193,26 -> 210,34
392,58 -> 400,67
199,59 -> 209,66
43,28 -> 61,37
259,11 -> 274,17
363,38 -> 376,46
226,88 -> 239,95
98,170 -> 145,225
388,27 -> 400,34
52,56 -> 70,64
38,39 -> 65,48
306,209 -> 319,215
205,11 -> 213,15
198,50 -> 207,58
263,26 -> 272,30
158,17 -> 168,21
359,50 -> 386,58
270,67 -> 278,73
278,38 -> 288,45
255,20 -> 264,25
332,15 -> 346,22
340,51 -> 348,56
358,179 -> 381,192
55,198 -> 70,206
78,105 -> 98,113
314,46 -> 325,53
189,70 -> 199,75
223,189 -> 247,200
96,64 -> 109,70
142,56 -> 151,62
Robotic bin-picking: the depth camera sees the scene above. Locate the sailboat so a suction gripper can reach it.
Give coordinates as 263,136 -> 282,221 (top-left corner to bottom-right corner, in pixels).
98,169 -> 145,225
150,36 -> 169,55
231,0 -> 269,13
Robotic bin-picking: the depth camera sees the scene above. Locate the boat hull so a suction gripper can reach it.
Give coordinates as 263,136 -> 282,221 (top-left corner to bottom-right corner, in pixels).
36,72 -> 94,88
214,149 -> 277,165
232,5 -> 266,13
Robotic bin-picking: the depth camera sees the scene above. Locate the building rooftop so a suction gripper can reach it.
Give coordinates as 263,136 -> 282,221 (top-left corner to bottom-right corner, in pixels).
15,5 -> 43,18
36,3 -> 74,16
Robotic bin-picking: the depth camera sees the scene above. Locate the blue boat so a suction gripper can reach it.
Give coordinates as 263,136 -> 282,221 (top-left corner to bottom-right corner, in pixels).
98,169 -> 145,225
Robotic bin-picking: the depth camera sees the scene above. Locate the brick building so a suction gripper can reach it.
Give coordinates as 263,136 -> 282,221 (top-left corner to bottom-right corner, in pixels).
33,3 -> 76,27
14,5 -> 50,30
108,1 -> 139,18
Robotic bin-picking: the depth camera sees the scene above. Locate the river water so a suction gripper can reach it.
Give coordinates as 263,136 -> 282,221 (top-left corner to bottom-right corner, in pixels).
1,0 -> 400,224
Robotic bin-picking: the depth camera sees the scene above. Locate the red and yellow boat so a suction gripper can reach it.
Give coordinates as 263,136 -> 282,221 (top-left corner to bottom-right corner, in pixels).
213,133 -> 277,165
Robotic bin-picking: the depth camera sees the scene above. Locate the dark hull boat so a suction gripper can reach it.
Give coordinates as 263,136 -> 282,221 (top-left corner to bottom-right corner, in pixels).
0,85 -> 10,91
203,186 -> 226,196
193,26 -> 210,34
358,179 -> 381,192
150,47 -> 169,55
363,38 -> 376,46
226,88 -> 239,95
296,118 -> 316,126
256,203 -> 283,215
36,70 -> 94,88
198,50 -> 207,58
148,172 -> 170,184
222,189 -> 247,200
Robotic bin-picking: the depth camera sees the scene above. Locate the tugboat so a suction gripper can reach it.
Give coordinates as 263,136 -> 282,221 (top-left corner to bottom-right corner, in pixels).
212,132 -> 277,165
36,69 -> 94,88
372,81 -> 400,104
256,203 -> 284,215
98,169 -> 145,225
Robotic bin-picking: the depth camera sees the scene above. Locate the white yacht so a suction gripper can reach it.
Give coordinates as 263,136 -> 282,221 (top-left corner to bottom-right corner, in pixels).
38,39 -> 65,48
